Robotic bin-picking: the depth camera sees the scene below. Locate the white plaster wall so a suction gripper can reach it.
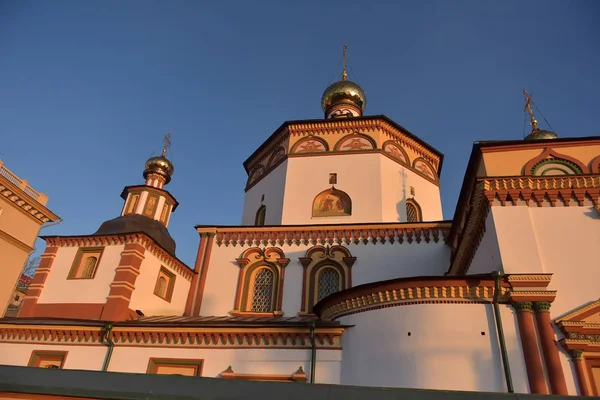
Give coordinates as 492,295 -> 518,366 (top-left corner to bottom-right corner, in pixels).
528,206 -> 600,318
468,212 -> 503,275
282,154 -> 383,225
129,252 -> 191,316
241,161 -> 287,226
338,303 -> 529,393
200,241 -> 449,316
0,342 -> 106,370
38,245 -> 124,304
108,345 -> 341,383
380,157 -> 443,222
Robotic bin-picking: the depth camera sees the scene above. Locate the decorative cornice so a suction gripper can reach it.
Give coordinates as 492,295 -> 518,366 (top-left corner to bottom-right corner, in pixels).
556,299 -> 600,324
221,366 -> 307,382
315,276 -> 510,321
0,180 -> 59,224
506,274 -> 553,288
43,234 -> 194,281
196,222 -> 451,248
508,291 -> 557,303
0,325 -> 344,349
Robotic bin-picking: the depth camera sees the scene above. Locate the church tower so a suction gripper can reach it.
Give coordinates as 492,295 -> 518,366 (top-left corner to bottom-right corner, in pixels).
240,46 -> 444,226
19,133 -> 193,321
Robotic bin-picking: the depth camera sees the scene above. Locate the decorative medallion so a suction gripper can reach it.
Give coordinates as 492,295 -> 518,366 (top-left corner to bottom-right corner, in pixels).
292,137 -> 329,153
334,132 -> 375,152
413,158 -> 436,180
382,140 -> 409,164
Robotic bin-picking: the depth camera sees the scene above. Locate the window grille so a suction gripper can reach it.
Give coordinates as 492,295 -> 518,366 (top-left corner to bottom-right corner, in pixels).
406,202 -> 420,222
318,268 -> 340,301
251,269 -> 274,312
82,257 -> 98,278
155,276 -> 167,298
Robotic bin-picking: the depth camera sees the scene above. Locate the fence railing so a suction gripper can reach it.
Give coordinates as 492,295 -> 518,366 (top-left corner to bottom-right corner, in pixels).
0,161 -> 47,205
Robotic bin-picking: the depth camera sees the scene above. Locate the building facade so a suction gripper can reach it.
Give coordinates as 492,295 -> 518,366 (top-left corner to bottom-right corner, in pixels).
0,161 -> 60,318
0,66 -> 598,396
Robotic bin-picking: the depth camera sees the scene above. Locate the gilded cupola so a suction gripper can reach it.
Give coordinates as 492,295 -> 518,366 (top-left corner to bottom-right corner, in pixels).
523,90 -> 558,141
321,45 -> 367,119
143,131 -> 174,188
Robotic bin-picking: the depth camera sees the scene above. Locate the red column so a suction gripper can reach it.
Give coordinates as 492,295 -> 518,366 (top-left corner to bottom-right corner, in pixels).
513,301 -> 549,394
572,350 -> 590,396
192,233 -> 215,316
18,246 -> 58,317
184,233 -> 207,316
533,302 -> 568,395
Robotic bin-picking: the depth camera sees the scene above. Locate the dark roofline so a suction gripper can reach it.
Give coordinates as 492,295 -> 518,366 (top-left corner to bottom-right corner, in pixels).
39,232 -> 193,272
120,185 -> 180,211
0,365 -> 574,400
474,135 -> 600,149
194,219 -> 452,230
242,115 -> 445,175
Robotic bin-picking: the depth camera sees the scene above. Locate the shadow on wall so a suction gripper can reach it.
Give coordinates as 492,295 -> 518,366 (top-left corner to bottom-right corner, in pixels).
583,206 -> 600,220
395,170 -> 408,222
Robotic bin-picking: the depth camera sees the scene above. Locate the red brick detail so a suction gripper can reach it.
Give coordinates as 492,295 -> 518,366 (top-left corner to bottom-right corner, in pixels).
18,246 -> 58,317
100,243 -> 145,321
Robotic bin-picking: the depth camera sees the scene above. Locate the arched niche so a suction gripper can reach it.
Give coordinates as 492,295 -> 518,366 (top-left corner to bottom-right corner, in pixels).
382,140 -> 410,165
312,187 -> 352,217
333,132 -> 376,152
523,148 -> 587,176
412,157 -> 437,182
291,136 -> 329,154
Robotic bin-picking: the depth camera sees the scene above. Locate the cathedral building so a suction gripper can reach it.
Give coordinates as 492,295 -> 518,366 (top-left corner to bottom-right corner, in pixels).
0,54 -> 599,397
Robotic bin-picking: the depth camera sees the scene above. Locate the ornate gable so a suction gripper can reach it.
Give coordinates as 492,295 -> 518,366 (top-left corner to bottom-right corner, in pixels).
556,299 -> 600,351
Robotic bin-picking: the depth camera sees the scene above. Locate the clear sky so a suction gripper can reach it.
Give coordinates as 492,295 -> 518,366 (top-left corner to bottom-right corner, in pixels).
1,1 -> 599,267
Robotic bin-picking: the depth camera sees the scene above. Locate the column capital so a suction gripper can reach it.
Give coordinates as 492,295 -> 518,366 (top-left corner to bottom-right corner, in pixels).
513,301 -> 534,313
571,349 -> 584,361
533,301 -> 552,313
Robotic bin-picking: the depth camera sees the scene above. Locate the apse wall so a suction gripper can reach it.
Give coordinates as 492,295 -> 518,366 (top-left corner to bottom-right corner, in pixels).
338,303 -> 529,393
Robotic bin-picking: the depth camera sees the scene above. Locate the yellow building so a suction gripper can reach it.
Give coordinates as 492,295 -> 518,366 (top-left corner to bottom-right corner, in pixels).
0,161 -> 60,317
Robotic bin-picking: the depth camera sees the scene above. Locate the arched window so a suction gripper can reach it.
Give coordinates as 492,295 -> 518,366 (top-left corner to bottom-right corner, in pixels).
250,268 -> 274,312
155,276 -> 167,298
317,267 -> 341,302
255,205 -> 266,226
300,246 -> 356,314
81,256 -> 98,278
406,199 -> 422,222
234,247 -> 289,315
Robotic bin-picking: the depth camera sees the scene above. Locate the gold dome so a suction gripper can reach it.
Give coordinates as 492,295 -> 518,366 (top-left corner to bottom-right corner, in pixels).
144,155 -> 174,184
321,80 -> 366,113
525,129 -> 559,141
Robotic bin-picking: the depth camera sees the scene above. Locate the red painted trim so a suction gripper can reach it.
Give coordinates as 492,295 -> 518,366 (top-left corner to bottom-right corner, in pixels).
185,235 -> 207,316
522,147 -> 588,175
277,266 -> 285,311
585,357 -> 600,396
193,235 -> 215,315
18,246 -> 59,317
300,266 -> 307,313
591,154 -> 600,174
534,311 -> 568,394
515,309 -> 548,394
574,358 -> 591,396
290,136 -> 330,153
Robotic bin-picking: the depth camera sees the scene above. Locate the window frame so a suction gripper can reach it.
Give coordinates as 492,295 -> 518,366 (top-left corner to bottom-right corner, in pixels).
315,266 -> 342,303
28,350 -> 67,369
255,205 -> 266,226
153,266 -> 176,302
406,199 -> 422,222
67,247 -> 104,280
147,358 -> 203,377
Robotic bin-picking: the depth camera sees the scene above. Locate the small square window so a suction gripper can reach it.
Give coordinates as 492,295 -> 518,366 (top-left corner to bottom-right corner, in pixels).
28,350 -> 67,369
147,358 -> 203,376
329,173 -> 337,185
154,267 -> 176,302
68,248 -> 103,279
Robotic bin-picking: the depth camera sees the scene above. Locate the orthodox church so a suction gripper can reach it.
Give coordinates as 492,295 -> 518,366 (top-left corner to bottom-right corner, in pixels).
0,50 -> 599,397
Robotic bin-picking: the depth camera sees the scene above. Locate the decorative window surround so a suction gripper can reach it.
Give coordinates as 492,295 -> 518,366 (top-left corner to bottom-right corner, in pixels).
28,350 -> 67,369
154,267 -> 176,302
233,247 -> 289,316
147,358 -> 203,377
221,366 -> 307,382
67,247 -> 103,280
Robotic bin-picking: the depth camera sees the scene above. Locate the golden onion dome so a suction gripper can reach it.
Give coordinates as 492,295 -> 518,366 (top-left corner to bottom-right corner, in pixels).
143,155 -> 174,184
525,129 -> 559,141
321,80 -> 366,113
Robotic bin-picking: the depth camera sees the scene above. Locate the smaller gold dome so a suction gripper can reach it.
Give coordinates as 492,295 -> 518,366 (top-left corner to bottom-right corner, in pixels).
144,156 -> 174,184
525,129 -> 559,141
321,80 -> 366,113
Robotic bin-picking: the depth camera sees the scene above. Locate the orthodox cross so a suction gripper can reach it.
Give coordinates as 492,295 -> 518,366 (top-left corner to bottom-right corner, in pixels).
341,44 -> 348,81
523,90 -> 539,131
161,130 -> 172,157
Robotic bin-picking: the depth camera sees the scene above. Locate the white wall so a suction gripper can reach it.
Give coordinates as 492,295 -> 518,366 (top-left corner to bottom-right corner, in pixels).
528,206 -> 600,318
129,252 -> 191,316
200,240 -> 449,316
468,212 -> 503,275
241,161 -> 288,226
338,303 -> 529,393
0,342 -> 106,370
108,345 -> 341,383
282,154 -> 383,224
380,157 -> 443,222
38,245 -> 123,304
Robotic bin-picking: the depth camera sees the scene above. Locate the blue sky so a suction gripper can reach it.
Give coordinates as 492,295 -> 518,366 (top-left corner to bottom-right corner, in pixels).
1,1 -> 599,267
